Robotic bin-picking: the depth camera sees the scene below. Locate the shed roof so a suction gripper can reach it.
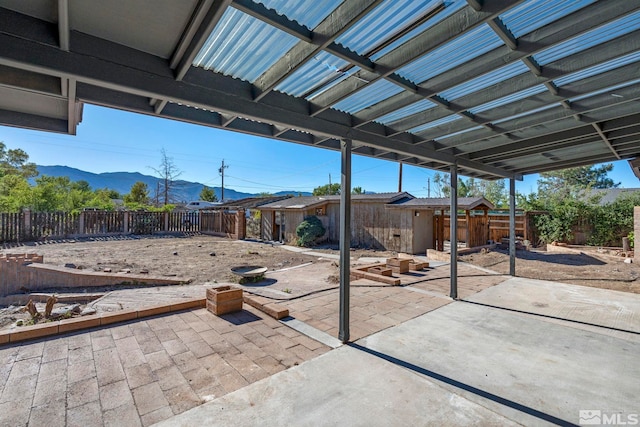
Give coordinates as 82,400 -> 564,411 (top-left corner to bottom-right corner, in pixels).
259,192 -> 413,209
217,196 -> 292,209
388,197 -> 495,210
0,1 -> 639,179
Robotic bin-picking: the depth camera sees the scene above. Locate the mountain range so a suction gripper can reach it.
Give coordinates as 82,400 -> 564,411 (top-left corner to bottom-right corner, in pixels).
34,165 -> 311,202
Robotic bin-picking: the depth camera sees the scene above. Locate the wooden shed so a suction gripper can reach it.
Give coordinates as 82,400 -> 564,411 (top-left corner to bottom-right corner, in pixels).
258,192 -> 417,251
386,197 -> 495,252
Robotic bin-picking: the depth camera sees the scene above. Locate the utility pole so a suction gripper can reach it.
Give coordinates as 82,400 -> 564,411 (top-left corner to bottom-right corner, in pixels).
427,178 -> 431,197
329,173 -> 332,194
398,162 -> 403,192
219,160 -> 229,202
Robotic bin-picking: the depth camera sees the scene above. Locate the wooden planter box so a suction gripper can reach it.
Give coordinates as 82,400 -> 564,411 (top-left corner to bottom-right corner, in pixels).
367,266 -> 393,276
206,286 -> 243,315
386,258 -> 410,274
409,261 -> 429,271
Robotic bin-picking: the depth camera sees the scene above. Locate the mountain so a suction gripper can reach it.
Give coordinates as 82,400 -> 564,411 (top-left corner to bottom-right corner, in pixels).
34,165 -> 311,201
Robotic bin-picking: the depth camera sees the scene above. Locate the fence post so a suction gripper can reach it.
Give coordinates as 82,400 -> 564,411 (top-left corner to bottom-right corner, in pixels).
236,209 -> 246,240
78,211 -> 85,235
23,209 -> 31,240
123,211 -> 129,234
164,212 -> 169,232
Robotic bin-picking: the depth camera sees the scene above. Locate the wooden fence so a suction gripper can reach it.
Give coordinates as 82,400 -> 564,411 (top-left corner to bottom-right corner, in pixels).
0,209 -> 246,243
436,210 -> 544,249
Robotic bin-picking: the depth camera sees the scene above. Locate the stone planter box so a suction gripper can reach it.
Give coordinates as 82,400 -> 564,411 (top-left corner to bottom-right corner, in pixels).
386,258 -> 410,274
206,286 -> 243,315
367,266 -> 393,276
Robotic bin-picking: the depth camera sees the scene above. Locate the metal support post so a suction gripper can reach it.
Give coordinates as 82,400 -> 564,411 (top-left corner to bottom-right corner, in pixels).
509,178 -> 516,276
450,164 -> 458,299
339,138 -> 352,343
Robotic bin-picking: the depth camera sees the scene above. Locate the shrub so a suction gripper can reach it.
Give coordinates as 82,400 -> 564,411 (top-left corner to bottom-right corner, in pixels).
295,215 -> 325,247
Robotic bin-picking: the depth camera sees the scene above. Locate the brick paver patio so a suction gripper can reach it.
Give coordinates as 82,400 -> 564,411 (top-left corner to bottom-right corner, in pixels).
0,306 -> 329,427
273,263 -> 508,341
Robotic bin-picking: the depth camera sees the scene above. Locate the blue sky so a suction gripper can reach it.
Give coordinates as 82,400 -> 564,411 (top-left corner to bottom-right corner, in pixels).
0,104 -> 638,196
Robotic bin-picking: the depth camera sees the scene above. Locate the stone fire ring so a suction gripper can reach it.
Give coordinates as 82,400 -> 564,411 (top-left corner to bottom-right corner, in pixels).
230,266 -> 268,278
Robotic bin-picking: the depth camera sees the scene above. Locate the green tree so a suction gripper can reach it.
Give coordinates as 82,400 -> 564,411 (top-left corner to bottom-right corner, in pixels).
257,192 -> 273,197
431,173 -> 507,206
313,183 -> 340,196
0,141 -> 38,178
199,185 -> 218,202
124,181 -> 150,206
538,164 -> 619,200
352,186 -> 365,194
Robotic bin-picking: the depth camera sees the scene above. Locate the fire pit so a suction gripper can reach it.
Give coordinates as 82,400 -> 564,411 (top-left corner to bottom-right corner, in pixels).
230,266 -> 268,278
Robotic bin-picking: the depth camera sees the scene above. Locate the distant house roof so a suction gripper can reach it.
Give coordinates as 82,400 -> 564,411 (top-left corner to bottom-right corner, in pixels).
387,197 -> 495,211
218,196 -> 292,209
586,188 -> 640,205
259,192 -> 414,210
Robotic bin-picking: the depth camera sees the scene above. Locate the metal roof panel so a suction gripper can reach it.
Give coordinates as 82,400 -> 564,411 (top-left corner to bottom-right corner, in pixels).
332,79 -> 404,113
194,8 -> 299,83
255,0 -> 343,29
533,10 -> 640,66
499,0 -> 596,39
396,24 -> 504,84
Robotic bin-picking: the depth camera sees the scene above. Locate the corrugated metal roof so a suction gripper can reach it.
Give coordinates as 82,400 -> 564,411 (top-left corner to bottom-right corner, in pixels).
439,62 -> 530,101
409,115 -> 462,134
554,51 -> 640,87
275,51 -> 352,97
193,8 -> 298,83
434,125 -> 484,141
254,0 -> 343,29
375,100 -> 437,125
492,103 -> 559,125
469,84 -> 547,115
334,0 -> 444,56
533,10 -> 640,66
397,24 -> 504,84
499,0 -> 596,39
370,0 -> 467,61
568,78 -> 640,103
332,79 -> 404,113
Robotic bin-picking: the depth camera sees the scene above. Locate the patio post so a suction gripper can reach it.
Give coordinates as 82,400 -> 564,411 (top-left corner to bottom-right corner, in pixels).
339,138 -> 352,343
509,178 -> 516,276
450,163 -> 458,300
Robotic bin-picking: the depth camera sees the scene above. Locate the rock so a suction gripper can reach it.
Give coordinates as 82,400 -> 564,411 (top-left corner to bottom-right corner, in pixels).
209,252 -> 216,256
80,307 -> 96,316
51,304 -> 80,317
139,269 -> 149,274
173,251 -> 178,256
103,268 -> 112,272
624,258 -> 633,264
119,269 -> 131,274
64,263 -> 77,269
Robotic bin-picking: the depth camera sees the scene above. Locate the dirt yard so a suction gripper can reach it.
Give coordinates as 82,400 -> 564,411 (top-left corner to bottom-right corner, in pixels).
1,235 -> 638,329
4,235 -> 325,285
460,246 -> 640,294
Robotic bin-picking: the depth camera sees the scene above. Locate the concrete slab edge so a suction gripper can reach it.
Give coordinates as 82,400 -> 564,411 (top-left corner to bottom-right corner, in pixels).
280,317 -> 342,349
0,297 -> 206,345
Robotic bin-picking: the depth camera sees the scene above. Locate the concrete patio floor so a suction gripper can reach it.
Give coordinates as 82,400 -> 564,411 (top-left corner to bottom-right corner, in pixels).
161,277 -> 639,427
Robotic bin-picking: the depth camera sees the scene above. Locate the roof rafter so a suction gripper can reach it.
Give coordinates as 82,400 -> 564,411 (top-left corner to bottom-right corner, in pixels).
250,0 -> 385,101
592,122 -> 621,160
348,1 -> 640,129
0,26 -> 517,180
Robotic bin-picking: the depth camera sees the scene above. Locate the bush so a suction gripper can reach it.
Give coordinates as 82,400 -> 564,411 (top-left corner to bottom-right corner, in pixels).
295,215 -> 325,247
